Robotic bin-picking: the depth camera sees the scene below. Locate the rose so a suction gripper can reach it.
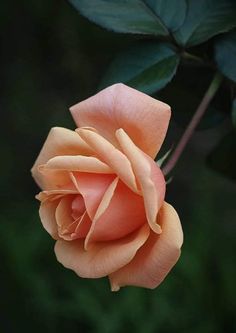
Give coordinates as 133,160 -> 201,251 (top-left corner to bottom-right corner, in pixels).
31,83 -> 183,291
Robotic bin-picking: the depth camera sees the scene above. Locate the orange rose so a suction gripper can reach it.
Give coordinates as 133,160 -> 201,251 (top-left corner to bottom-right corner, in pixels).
31,84 -> 183,291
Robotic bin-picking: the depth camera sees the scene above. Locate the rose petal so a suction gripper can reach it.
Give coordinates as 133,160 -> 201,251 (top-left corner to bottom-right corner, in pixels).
109,202 -> 183,291
84,177 -> 119,249
74,212 -> 92,239
42,155 -> 113,174
71,195 -> 86,220
36,189 -> 78,202
85,179 -> 147,247
39,199 -> 60,240
31,127 -> 93,189
55,196 -> 74,228
77,128 -> 138,193
55,195 -> 91,240
36,168 -> 73,191
116,129 -> 165,234
70,83 -> 171,158
54,224 -> 150,278
75,173 -> 117,220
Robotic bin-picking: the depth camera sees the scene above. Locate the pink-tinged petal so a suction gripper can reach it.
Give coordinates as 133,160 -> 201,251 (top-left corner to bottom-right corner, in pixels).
74,212 -> 92,239
116,129 -> 165,234
39,199 -> 60,240
86,179 -> 147,247
75,173 -> 116,220
42,155 -> 113,174
109,202 -> 183,291
36,168 -> 73,191
55,195 -> 90,240
71,195 -> 86,220
77,128 -> 138,193
36,189 -> 78,202
31,127 -> 94,190
84,177 -> 119,249
55,196 -> 74,228
70,84 -> 171,158
54,224 -> 150,278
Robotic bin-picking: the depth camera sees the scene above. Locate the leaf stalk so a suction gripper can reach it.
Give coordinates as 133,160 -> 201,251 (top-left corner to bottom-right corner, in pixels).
163,72 -> 223,176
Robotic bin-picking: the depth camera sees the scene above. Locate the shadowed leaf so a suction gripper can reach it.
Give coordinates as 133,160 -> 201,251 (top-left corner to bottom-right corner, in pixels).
100,42 -> 180,94
174,0 -> 236,46
215,30 -> 236,82
69,0 -> 187,36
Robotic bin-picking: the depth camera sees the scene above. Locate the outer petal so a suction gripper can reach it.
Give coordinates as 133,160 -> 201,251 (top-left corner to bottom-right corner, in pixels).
70,83 -> 171,159
36,169 -> 74,191
109,202 -> 183,291
42,155 -> 113,174
85,179 -> 147,247
31,127 -> 93,189
116,129 -> 165,234
36,189 -> 78,202
55,224 -> 150,278
39,198 -> 60,240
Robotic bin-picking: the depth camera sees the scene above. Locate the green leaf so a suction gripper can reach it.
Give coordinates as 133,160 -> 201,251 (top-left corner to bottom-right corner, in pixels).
99,42 -> 180,94
207,130 -> 236,181
232,99 -> 236,128
69,0 -> 187,36
142,0 -> 187,32
215,30 -> 236,82
174,0 -> 236,47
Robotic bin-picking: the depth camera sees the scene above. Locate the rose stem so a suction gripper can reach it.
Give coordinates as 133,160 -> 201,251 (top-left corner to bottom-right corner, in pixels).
162,72 -> 223,176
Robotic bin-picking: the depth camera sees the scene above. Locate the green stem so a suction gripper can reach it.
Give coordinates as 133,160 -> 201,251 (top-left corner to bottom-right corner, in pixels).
163,72 -> 223,176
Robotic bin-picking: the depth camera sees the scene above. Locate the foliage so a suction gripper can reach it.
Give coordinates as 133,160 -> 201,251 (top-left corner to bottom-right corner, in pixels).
70,0 -> 236,181
215,30 -> 236,82
99,42 -> 179,94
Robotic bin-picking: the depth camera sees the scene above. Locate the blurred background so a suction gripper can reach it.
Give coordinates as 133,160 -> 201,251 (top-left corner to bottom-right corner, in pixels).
1,1 -> 236,332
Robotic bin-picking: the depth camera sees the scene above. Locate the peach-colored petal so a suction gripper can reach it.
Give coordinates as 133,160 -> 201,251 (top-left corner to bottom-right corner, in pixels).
36,168 -> 73,191
77,128 -> 138,193
86,180 -> 147,247
55,196 -> 75,240
116,129 -> 165,234
54,224 -> 150,278
84,177 -> 119,249
39,199 -> 60,240
109,202 -> 183,291
36,189 -> 78,202
70,83 -> 171,159
74,212 -> 92,239
42,155 -> 113,174
55,195 -> 91,240
71,195 -> 86,220
31,127 -> 94,189
75,173 -> 117,219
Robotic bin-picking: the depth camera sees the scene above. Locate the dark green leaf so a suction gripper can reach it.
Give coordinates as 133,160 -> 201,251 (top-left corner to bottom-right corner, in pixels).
99,42 -> 180,94
174,0 -> 236,47
69,0 -> 187,36
232,99 -> 236,127
207,130 -> 236,181
143,0 -> 187,32
215,30 -> 236,82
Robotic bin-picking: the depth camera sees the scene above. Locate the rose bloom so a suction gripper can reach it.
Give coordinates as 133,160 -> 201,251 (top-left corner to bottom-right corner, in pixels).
31,84 -> 183,291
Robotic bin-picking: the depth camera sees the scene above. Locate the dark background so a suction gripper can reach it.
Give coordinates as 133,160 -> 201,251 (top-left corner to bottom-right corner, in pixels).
1,1 -> 236,332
